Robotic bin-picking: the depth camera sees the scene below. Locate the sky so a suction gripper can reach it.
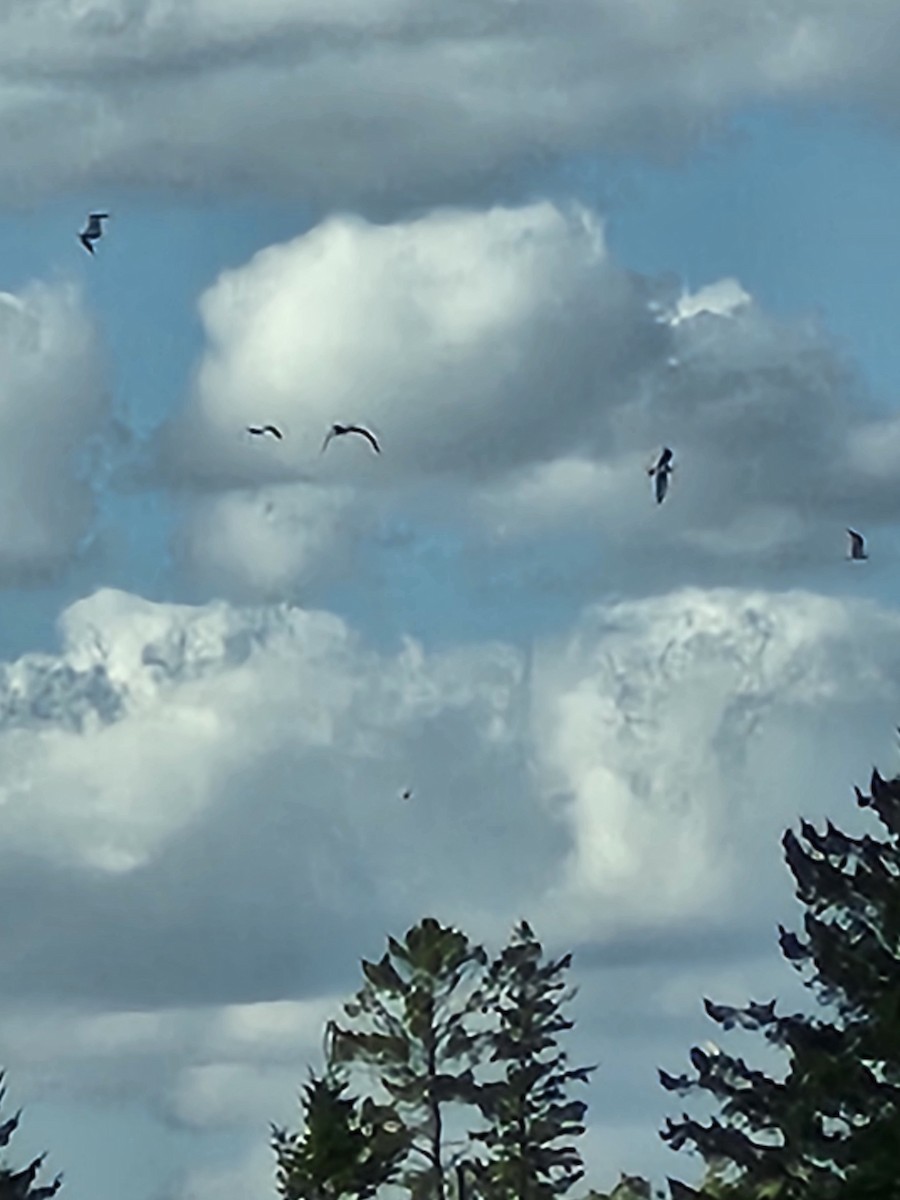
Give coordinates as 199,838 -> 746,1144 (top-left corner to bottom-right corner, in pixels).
4,3 -> 900,1198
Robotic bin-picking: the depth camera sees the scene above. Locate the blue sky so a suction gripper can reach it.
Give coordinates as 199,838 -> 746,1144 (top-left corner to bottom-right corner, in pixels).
2,5 -> 900,1200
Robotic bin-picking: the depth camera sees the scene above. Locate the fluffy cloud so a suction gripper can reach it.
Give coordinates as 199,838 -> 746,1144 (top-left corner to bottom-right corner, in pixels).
0,283 -> 110,582
0,582 -> 895,1004
0,580 -> 897,1192
172,482 -> 362,602
156,200 -> 899,600
1,2 -> 900,210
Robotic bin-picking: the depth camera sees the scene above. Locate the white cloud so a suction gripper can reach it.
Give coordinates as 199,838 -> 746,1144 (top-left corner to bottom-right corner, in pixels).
0,582 -> 895,994
172,482 -> 361,602
156,199 -> 900,599
0,283 -> 110,582
0,581 -> 896,1190
159,202 -> 641,486
0,2 -> 899,209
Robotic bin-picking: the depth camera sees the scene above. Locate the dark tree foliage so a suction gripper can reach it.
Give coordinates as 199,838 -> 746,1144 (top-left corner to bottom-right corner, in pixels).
272,1070 -> 407,1200
327,917 -> 488,1200
0,1073 -> 62,1200
471,920 -> 595,1200
585,1174 -> 662,1199
659,769 -> 900,1200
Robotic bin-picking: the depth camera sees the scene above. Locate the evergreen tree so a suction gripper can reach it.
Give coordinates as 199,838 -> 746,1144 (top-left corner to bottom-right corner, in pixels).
272,1069 -> 407,1200
0,1072 -> 62,1200
472,920 -> 595,1200
327,917 -> 488,1200
659,768 -> 900,1200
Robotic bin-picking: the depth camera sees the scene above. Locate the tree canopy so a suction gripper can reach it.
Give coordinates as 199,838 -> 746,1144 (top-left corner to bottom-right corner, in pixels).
660,768 -> 900,1200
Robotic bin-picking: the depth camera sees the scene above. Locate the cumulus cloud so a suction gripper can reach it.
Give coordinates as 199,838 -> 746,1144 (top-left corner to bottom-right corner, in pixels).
0,283 -> 110,582
172,482 -> 362,603
0,583 -> 895,1006
0,581 -> 897,1191
0,2 -> 899,210
155,200 -> 899,599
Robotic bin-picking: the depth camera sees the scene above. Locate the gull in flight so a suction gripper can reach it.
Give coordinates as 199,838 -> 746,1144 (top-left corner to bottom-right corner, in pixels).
321,424 -> 381,455
847,528 -> 868,561
78,213 -> 109,255
246,425 -> 283,440
648,445 -> 674,504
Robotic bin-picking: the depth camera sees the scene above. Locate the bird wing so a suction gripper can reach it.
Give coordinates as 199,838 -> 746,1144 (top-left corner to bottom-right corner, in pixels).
78,233 -> 95,254
659,447 -> 673,469
847,529 -> 864,556
655,470 -> 669,503
321,427 -> 338,454
87,214 -> 108,234
265,425 -> 283,439
349,425 -> 381,453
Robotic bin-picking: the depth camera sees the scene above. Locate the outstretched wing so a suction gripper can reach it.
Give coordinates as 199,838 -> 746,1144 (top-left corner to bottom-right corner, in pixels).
348,425 -> 381,453
321,426 -> 338,454
265,425 -> 283,440
78,233 -> 95,255
86,213 -> 109,235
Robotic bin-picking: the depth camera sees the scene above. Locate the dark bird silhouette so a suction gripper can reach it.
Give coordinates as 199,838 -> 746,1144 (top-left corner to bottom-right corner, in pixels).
246,425 -> 283,440
400,788 -> 413,801
78,212 -> 109,255
648,446 -> 674,504
321,424 -> 381,455
847,528 -> 867,560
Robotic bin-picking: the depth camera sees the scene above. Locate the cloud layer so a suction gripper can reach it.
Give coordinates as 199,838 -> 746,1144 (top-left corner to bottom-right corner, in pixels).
0,283 -> 110,582
0,581 -> 897,1194
155,200 -> 897,601
2,2 -> 900,210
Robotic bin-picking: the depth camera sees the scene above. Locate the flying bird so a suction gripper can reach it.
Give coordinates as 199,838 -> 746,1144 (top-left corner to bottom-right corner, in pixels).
246,425 -> 283,440
648,446 -> 675,504
78,212 -> 109,255
847,528 -> 867,560
321,424 -> 381,455
400,788 -> 413,801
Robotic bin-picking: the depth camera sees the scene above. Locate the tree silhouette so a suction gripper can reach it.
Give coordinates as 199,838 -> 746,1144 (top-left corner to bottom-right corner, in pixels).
660,768 -> 900,1200
326,917 -> 488,1200
272,1069 -> 407,1200
472,920 -> 595,1200
0,1072 -> 62,1200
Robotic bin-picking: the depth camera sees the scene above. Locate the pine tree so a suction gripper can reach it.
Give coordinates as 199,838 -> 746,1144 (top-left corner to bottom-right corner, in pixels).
272,1069 -> 407,1200
327,917 -> 488,1200
659,768 -> 900,1200
472,920 -> 595,1200
0,1072 -> 63,1200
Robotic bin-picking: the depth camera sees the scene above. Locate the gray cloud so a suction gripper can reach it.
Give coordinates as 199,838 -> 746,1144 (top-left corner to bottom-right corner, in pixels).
148,203 -> 899,602
0,580 -> 896,1194
0,283 -> 111,583
0,3 -> 900,212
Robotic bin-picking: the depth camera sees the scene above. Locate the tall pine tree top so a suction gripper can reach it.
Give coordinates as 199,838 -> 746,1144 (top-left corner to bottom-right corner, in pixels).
660,768 -> 900,1200
327,917 -> 488,1200
472,920 -> 595,1200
